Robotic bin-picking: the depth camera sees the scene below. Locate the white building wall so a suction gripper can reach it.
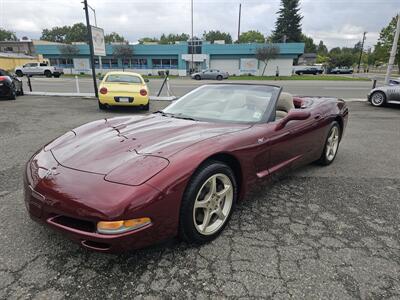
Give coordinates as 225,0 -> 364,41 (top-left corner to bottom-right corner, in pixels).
70,68 -> 186,76
208,57 -> 294,76
210,59 -> 240,75
257,58 -> 294,76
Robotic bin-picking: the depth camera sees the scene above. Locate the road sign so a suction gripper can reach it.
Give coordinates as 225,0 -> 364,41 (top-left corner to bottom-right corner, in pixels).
91,26 -> 106,56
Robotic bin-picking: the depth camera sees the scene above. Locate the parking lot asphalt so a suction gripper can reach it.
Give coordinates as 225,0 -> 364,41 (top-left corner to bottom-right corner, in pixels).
0,95 -> 399,299
21,76 -> 374,99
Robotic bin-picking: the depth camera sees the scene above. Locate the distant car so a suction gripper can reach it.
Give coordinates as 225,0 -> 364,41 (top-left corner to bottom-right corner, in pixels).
98,71 -> 150,110
191,69 -> 229,80
15,62 -> 64,78
329,67 -> 353,74
368,84 -> 400,107
0,69 -> 23,100
295,67 -> 323,75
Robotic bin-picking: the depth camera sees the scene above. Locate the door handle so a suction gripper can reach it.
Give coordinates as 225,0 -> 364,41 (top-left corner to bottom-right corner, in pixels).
314,114 -> 321,120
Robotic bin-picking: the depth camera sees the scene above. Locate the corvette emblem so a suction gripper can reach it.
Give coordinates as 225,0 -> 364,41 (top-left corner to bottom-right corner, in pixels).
44,167 -> 59,180
258,137 -> 265,143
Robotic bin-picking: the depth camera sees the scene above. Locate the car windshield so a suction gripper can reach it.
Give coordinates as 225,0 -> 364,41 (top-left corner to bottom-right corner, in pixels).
106,74 -> 142,84
162,84 -> 280,123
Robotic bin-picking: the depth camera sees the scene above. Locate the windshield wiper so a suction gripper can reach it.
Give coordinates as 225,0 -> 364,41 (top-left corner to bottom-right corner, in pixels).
171,115 -> 197,121
153,111 -> 196,121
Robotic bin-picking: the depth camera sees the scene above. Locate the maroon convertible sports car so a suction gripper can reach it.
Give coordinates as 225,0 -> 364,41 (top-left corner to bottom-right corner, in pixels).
24,84 -> 348,253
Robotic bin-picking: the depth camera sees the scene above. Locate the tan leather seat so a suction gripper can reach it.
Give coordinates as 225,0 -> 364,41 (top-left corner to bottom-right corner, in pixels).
276,92 -> 294,119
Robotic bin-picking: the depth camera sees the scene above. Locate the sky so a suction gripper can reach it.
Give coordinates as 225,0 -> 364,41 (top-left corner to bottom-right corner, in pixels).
0,0 -> 398,49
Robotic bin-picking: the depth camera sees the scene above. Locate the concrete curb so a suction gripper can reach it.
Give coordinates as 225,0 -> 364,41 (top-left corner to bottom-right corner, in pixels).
25,92 -> 177,101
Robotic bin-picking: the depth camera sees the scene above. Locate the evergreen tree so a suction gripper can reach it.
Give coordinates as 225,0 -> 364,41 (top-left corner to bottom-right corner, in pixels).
271,0 -> 303,43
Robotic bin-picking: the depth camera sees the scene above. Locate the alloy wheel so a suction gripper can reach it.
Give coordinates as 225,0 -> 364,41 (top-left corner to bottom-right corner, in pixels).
371,92 -> 384,106
193,173 -> 233,235
326,126 -> 339,161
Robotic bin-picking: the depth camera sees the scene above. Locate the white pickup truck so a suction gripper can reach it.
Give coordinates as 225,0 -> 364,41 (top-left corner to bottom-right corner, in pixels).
15,62 -> 64,78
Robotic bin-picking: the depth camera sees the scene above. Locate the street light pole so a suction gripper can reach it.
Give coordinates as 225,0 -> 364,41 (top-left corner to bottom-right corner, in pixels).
357,31 -> 367,73
385,14 -> 400,85
237,3 -> 241,42
83,0 -> 98,98
191,0 -> 194,74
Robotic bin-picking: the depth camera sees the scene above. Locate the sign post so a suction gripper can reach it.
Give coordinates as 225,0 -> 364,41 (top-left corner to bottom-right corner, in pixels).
83,0 -> 103,98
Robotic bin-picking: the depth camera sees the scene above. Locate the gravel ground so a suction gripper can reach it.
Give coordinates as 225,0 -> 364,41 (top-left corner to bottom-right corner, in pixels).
0,96 -> 399,299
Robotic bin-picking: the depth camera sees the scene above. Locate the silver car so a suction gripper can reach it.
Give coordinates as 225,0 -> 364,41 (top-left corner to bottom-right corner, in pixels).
191,69 -> 229,80
368,85 -> 400,107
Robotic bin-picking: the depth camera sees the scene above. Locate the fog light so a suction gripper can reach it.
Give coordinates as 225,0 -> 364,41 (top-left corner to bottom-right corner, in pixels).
97,217 -> 151,234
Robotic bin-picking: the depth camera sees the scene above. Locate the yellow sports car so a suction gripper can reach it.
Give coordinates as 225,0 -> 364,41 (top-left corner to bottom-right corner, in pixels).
98,72 -> 150,110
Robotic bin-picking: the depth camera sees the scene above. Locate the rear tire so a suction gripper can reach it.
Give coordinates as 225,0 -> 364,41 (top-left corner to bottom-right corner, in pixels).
98,101 -> 107,110
16,70 -> 23,77
9,89 -> 16,100
179,160 -> 237,244
53,74 -> 60,78
44,70 -> 52,78
316,122 -> 341,166
216,75 -> 223,81
370,91 -> 386,107
142,103 -> 150,111
195,75 -> 201,80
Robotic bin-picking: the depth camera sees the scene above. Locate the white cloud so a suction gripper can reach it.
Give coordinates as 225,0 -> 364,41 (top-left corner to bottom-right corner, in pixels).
0,0 -> 397,48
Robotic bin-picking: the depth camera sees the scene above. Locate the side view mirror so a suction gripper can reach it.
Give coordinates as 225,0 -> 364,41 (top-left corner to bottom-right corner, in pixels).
144,78 -> 149,83
275,110 -> 310,131
98,75 -> 104,80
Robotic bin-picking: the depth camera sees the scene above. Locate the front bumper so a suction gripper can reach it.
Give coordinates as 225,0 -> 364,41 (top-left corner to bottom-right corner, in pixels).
24,149 -> 177,253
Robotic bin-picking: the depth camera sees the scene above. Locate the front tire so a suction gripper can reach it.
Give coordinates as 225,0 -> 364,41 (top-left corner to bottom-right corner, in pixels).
317,122 -> 341,166
195,75 -> 201,80
16,70 -> 23,77
179,161 -> 237,244
216,75 -> 223,81
370,91 -> 386,107
44,70 -> 52,78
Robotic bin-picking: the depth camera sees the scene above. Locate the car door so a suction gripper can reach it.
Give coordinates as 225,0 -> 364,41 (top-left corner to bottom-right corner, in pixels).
266,110 -> 322,175
387,86 -> 400,101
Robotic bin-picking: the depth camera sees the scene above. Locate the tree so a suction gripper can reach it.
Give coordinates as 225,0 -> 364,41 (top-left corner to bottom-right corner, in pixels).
138,37 -> 159,44
40,23 -> 87,43
112,44 -> 133,71
271,0 -> 303,43
0,28 -> 17,41
58,44 -> 80,74
238,30 -> 265,43
159,33 -> 190,44
41,26 -> 70,43
65,23 -> 87,43
317,40 -> 328,56
203,30 -> 232,44
373,15 -> 400,72
105,32 -> 125,43
255,45 -> 280,76
301,34 -> 317,53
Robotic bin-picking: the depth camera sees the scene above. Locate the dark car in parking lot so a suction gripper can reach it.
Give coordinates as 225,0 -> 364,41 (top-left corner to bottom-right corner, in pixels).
329,67 -> 353,74
294,67 -> 323,75
0,69 -> 23,100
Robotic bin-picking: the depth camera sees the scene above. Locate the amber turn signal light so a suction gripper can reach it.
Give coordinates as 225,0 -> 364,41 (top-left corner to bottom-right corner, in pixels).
97,217 -> 151,234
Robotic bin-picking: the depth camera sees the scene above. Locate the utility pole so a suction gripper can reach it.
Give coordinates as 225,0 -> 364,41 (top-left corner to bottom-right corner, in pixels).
191,0 -> 194,74
237,3 -> 241,42
385,14 -> 400,84
357,31 -> 367,73
83,0 -> 98,98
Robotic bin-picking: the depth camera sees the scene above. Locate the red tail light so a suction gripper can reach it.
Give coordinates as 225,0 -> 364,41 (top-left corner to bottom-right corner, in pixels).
0,76 -> 7,81
100,87 -> 108,94
140,89 -> 147,96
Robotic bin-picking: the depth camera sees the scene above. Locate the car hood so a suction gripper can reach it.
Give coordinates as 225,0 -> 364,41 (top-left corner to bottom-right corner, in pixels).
48,114 -> 250,175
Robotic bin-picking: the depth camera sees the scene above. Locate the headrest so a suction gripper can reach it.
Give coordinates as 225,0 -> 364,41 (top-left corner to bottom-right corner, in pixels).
277,92 -> 294,112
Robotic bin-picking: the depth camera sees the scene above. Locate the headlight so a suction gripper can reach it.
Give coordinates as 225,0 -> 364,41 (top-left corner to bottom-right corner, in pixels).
97,217 -> 151,234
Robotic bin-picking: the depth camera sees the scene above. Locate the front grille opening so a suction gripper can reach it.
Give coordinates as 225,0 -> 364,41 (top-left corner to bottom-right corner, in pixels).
52,215 -> 96,233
